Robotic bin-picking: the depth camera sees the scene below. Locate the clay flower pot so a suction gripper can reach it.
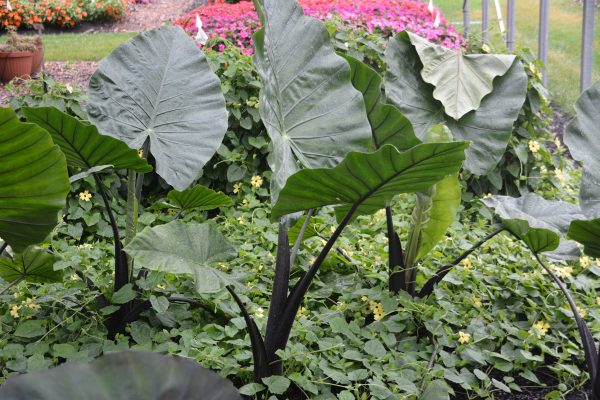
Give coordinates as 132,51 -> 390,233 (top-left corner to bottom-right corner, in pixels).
0,50 -> 33,83
31,43 -> 44,74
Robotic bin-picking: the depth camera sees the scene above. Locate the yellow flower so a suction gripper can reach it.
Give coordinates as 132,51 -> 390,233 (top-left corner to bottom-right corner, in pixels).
237,216 -> 246,224
375,209 -> 386,218
481,44 -> 491,53
596,296 -> 600,306
138,149 -> 144,158
233,183 -> 242,194
472,295 -> 482,308
554,138 -> 562,148
361,295 -> 369,302
309,256 -> 316,265
156,283 -> 166,290
24,298 -> 41,310
482,193 -> 492,199
69,274 -> 79,281
242,198 -> 249,206
458,331 -> 471,344
528,140 -> 540,153
555,266 -> 573,278
554,169 -> 565,185
578,306 -> 588,318
79,190 -> 92,202
254,307 -> 265,319
250,175 -> 263,188
462,257 -> 473,270
9,304 -> 21,318
533,320 -> 550,337
296,307 -> 307,317
580,256 -> 591,269
78,243 -> 93,250
368,300 -> 384,321
529,63 -> 538,75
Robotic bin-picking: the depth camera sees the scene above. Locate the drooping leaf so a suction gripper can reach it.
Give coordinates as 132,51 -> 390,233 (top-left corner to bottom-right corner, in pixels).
483,193 -> 583,254
0,247 -> 62,284
271,142 -> 469,220
342,54 -> 420,150
0,109 -> 69,252
22,107 -> 152,174
166,185 -> 233,212
385,32 -> 527,176
0,351 -> 242,400
87,26 -> 228,191
288,215 -> 324,244
406,32 -> 514,120
564,81 -> 600,218
416,174 -> 462,259
568,218 -> 600,257
69,165 -> 113,183
124,221 -> 236,294
253,0 -> 371,201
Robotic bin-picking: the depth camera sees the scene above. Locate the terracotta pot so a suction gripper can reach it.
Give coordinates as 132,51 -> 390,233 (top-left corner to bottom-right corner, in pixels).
0,51 -> 33,83
31,44 -> 43,74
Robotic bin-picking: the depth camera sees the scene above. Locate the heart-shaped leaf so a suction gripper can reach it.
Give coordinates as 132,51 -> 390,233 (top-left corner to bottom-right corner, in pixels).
166,185 -> 233,212
0,108 -> 69,252
271,142 -> 468,220
342,54 -> 420,151
124,221 -> 236,294
23,107 -> 152,174
0,351 -> 242,400
568,218 -> 600,258
0,247 -> 62,284
564,81 -> 600,218
253,0 -> 371,201
88,26 -> 228,191
385,32 -> 527,176
406,32 -> 514,120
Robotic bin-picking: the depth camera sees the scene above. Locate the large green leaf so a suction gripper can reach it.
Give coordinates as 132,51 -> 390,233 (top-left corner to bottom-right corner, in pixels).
271,142 -> 468,220
385,32 -> 528,176
568,218 -> 600,257
124,221 -> 236,294
166,185 -> 233,212
0,247 -> 62,284
564,81 -> 600,218
342,54 -> 420,151
483,193 -> 583,254
23,107 -> 152,174
253,0 -> 371,201
0,351 -> 242,400
406,32 -> 514,120
87,26 -> 228,191
0,108 -> 69,252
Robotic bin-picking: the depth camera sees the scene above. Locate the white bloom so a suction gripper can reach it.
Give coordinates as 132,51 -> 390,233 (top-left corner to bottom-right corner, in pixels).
195,14 -> 209,45
6,0 -> 12,11
428,0 -> 434,13
433,12 -> 440,28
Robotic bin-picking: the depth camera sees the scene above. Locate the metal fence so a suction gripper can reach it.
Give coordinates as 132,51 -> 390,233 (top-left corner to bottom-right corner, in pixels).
460,0 -> 595,93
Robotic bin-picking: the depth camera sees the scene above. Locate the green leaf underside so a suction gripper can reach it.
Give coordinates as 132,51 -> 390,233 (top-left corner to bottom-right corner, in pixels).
564,81 -> 600,218
166,185 -> 233,212
342,54 -> 420,151
0,247 -> 62,284
407,32 -> 514,120
124,221 -> 236,294
23,107 -> 152,174
0,108 -> 69,252
253,0 -> 371,201
288,215 -> 323,244
271,142 -> 468,220
69,165 -> 113,183
483,193 -> 583,254
569,218 -> 600,257
88,26 -> 228,191
385,32 -> 527,176
0,351 -> 242,400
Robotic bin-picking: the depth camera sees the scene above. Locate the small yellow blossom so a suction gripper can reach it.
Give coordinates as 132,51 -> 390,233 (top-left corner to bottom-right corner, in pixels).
472,295 -> 482,308
237,216 -> 247,224
233,183 -> 242,194
554,138 -> 562,148
462,257 -> 473,270
596,297 -> 600,305
78,243 -> 93,250
580,256 -> 591,269
242,198 -> 249,206
375,209 -> 386,218
309,256 -> 316,265
254,307 -> 265,319
533,320 -> 550,337
250,175 -> 263,188
24,298 -> 41,310
297,307 -> 307,317
481,44 -> 491,53
138,149 -> 144,158
9,304 -> 21,318
555,266 -> 573,278
554,169 -> 565,185
529,63 -> 537,75
79,190 -> 92,202
156,283 -> 167,290
578,306 -> 588,318
528,140 -> 541,153
458,331 -> 471,344
69,274 -> 79,281
482,193 -> 492,199
368,300 -> 384,321
361,295 -> 369,302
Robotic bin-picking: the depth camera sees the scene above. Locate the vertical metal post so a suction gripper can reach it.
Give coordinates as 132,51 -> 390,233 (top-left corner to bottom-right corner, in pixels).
482,0 -> 490,44
463,0 -> 471,38
581,0 -> 595,93
506,0 -> 516,52
538,0 -> 550,85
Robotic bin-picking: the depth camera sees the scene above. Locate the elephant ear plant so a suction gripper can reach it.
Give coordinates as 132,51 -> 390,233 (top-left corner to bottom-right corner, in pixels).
482,80 -> 600,400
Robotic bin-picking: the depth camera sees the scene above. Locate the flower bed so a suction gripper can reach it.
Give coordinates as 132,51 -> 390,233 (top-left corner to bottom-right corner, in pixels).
176,0 -> 462,55
1,0 -> 128,29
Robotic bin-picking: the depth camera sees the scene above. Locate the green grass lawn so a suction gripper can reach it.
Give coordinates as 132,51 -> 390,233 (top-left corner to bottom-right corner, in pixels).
434,0 -> 600,109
